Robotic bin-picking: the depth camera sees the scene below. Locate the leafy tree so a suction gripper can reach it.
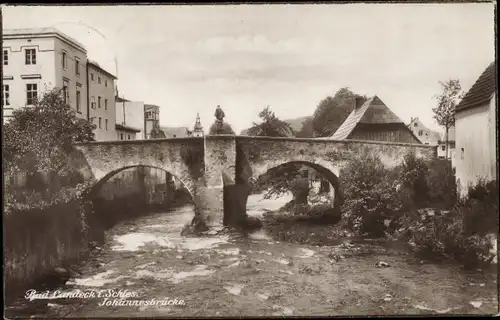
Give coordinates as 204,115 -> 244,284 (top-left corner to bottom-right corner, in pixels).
3,88 -> 96,200
209,122 -> 235,135
295,117 -> 315,138
312,88 -> 368,137
432,79 -> 464,159
247,106 -> 294,137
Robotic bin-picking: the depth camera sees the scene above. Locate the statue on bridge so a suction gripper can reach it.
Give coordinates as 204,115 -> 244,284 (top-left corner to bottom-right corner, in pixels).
215,105 -> 225,122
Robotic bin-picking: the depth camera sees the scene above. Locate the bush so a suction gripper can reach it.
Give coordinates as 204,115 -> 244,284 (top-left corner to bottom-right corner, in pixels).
339,150 -> 407,237
396,180 -> 498,267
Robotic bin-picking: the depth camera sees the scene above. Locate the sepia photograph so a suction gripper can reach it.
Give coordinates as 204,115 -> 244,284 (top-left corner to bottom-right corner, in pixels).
1,2 -> 498,318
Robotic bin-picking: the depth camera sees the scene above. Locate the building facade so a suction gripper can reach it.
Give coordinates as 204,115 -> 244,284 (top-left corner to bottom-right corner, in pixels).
116,123 -> 140,140
407,117 -> 441,145
2,28 -> 88,122
115,96 -> 145,140
454,62 -> 496,197
437,126 -> 456,160
87,61 -> 117,141
144,104 -> 161,139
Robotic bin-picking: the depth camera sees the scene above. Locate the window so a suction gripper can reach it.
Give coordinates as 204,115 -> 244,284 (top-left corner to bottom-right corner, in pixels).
414,123 -> 418,127
3,85 -> 10,106
25,49 -> 36,65
441,145 -> 445,151
91,73 -> 94,81
26,84 -> 38,105
120,133 -> 124,140
98,117 -> 102,129
105,79 -> 108,87
98,96 -> 101,108
62,51 -> 67,69
76,87 -> 81,113
63,80 -> 69,104
3,50 -> 8,66
461,148 -> 464,160
418,130 -> 423,136
91,96 -> 96,109
104,99 -> 108,110
75,57 -> 80,75
98,76 -> 101,84
105,119 -> 108,130
128,134 -> 131,140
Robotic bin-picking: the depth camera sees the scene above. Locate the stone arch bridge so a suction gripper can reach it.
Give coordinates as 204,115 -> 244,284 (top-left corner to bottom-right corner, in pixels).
73,135 -> 436,228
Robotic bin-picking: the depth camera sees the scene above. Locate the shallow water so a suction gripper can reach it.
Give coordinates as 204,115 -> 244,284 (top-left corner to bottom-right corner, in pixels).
5,193 -> 498,317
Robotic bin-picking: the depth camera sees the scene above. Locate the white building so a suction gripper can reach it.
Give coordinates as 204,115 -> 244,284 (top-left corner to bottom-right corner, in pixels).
87,60 -> 117,141
454,62 -> 496,197
407,117 -> 441,145
115,95 -> 145,140
2,27 -> 88,121
437,126 -> 456,161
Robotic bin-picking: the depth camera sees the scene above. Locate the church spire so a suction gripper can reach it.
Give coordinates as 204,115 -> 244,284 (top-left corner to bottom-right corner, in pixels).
192,113 -> 204,137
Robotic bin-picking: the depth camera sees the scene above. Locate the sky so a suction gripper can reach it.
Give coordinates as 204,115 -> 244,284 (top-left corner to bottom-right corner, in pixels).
2,4 -> 495,134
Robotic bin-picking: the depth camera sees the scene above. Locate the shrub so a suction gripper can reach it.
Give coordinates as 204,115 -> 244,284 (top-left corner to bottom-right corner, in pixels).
339,150 -> 407,237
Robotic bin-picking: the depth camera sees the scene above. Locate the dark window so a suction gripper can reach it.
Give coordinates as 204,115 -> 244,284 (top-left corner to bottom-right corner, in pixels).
128,134 -> 131,140
75,57 -> 80,75
414,123 -> 418,127
441,146 -> 445,151
105,119 -> 108,130
91,73 -> 94,81
105,99 -> 108,110
25,49 -> 36,65
26,83 -> 38,105
3,85 -> 10,105
98,96 -> 101,108
120,133 -> 124,140
91,96 -> 96,109
98,76 -> 101,84
3,50 -> 8,65
98,117 -> 102,129
461,148 -> 464,160
105,79 -> 108,87
62,51 -> 67,69
76,87 -> 81,112
418,130 -> 423,136
63,80 -> 69,104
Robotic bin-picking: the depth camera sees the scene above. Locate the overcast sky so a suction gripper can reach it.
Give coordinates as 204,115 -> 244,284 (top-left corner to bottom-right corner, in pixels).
3,4 -> 495,134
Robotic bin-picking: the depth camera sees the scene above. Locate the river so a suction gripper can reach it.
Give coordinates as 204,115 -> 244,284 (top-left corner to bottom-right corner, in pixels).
5,193 -> 498,317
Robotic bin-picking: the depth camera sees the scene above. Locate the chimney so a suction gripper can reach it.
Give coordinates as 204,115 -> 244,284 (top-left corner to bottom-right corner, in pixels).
355,97 -> 364,109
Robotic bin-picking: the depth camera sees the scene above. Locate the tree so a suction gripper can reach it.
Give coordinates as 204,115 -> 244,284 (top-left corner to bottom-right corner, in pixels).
295,117 -> 315,138
432,79 -> 464,159
312,88 -> 368,137
3,88 -> 96,199
247,106 -> 294,137
209,122 -> 235,135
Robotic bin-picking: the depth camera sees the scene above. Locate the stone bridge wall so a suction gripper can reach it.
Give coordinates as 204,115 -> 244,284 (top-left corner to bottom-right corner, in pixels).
74,135 -> 437,228
73,137 -> 204,199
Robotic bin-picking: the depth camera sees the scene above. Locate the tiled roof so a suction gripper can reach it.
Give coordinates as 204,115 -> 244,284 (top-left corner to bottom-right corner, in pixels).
331,95 -> 404,140
456,62 -> 496,112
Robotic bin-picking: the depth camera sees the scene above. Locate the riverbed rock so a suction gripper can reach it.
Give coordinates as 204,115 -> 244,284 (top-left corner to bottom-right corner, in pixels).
375,261 -> 390,268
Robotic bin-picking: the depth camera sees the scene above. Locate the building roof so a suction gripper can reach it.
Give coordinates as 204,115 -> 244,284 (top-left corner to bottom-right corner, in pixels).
161,126 -> 190,138
331,95 -> 404,140
116,124 -> 141,133
3,27 -> 87,53
145,104 -> 160,111
87,60 -> 117,79
115,96 -> 130,103
456,62 -> 496,113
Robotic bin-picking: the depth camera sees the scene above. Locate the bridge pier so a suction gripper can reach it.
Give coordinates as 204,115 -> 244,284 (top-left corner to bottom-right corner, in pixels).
195,185 -> 224,227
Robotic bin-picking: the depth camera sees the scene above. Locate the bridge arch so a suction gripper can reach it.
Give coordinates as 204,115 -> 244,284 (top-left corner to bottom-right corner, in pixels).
86,164 -> 196,202
250,158 -> 344,210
